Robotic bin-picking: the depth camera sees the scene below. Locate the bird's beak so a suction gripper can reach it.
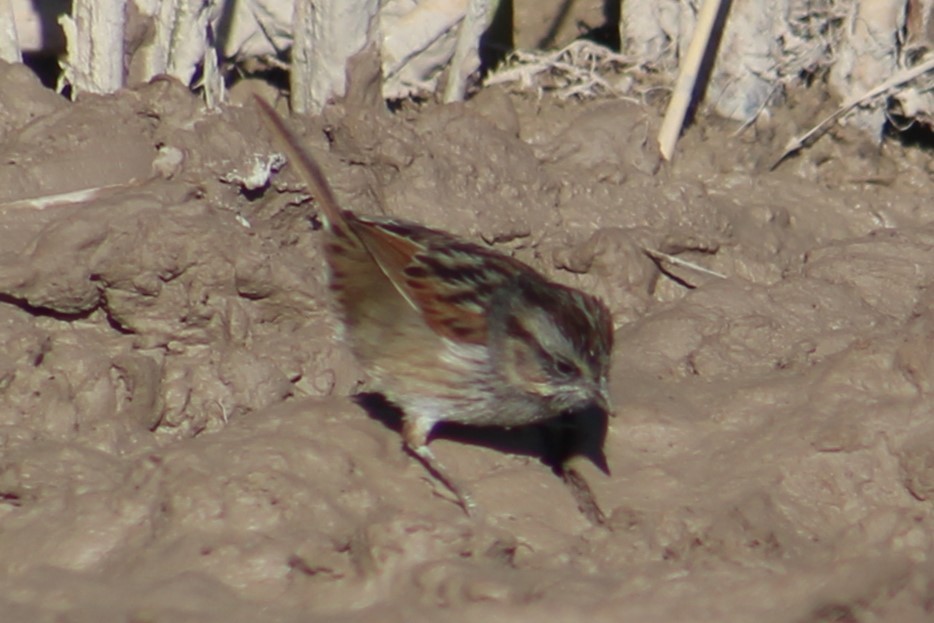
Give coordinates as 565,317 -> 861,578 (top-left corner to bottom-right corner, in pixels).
593,379 -> 613,417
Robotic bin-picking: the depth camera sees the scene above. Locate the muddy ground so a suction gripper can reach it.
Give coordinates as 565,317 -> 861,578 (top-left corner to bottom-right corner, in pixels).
1,45 -> 934,623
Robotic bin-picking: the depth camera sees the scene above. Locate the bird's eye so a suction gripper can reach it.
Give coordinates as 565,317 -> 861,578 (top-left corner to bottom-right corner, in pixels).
553,357 -> 579,378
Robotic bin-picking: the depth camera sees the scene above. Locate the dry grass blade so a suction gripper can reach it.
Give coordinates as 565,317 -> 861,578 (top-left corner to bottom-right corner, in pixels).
644,247 -> 727,287
0,184 -> 130,211
484,40 -> 636,100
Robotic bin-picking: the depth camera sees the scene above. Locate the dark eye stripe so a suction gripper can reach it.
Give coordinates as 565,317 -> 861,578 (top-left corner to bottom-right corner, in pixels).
554,357 -> 580,377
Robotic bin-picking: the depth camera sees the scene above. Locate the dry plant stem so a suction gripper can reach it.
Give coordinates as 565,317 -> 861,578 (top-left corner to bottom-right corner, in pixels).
0,184 -> 132,211
772,54 -> 934,169
643,248 -> 727,281
0,0 -> 22,63
657,0 -> 728,161
58,0 -> 127,96
443,0 -> 491,103
290,0 -> 379,114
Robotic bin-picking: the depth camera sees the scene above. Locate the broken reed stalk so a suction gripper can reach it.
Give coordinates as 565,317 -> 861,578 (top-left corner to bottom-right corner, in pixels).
657,0 -> 727,161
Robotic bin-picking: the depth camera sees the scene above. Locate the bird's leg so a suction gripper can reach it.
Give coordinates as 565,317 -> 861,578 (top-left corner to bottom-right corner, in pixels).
402,418 -> 475,515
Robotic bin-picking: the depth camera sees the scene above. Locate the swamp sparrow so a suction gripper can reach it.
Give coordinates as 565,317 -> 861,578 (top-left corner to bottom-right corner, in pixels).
255,96 -> 613,514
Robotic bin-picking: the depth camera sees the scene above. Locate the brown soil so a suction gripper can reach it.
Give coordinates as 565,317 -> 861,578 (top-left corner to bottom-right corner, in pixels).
1,50 -> 934,623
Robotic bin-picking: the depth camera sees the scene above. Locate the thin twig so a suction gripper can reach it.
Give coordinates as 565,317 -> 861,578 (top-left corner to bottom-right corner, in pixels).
731,82 -> 782,137
771,54 -> 934,170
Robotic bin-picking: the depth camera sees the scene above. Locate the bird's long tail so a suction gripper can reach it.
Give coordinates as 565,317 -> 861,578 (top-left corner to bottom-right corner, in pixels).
254,95 -> 345,229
